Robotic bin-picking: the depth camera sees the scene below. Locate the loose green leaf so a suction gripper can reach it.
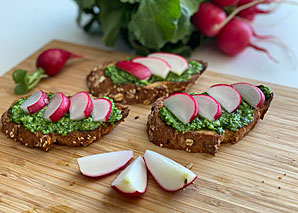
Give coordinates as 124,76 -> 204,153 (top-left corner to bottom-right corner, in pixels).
12,69 -> 27,83
14,82 -> 29,95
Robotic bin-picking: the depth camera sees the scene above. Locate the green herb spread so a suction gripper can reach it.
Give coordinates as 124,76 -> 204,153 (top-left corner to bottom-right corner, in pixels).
104,60 -> 203,86
158,85 -> 271,134
9,94 -> 122,136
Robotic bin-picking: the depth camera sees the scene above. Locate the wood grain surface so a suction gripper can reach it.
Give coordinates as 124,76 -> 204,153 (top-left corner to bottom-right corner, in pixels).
0,40 -> 298,213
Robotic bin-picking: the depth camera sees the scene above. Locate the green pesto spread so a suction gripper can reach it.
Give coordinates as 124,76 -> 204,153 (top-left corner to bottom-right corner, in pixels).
104,60 -> 203,86
9,94 -> 122,136
158,85 -> 271,134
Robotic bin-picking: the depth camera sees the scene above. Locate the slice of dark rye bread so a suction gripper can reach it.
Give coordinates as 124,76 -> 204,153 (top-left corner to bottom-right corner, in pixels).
86,60 -> 207,105
0,103 -> 129,152
147,89 -> 274,155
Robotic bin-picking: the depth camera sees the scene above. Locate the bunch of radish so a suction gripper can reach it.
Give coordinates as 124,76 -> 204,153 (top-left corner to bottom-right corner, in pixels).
192,0 -> 284,59
20,90 -> 112,123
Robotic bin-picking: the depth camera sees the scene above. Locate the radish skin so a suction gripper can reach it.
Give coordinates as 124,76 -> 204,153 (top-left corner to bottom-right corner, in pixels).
212,0 -> 239,7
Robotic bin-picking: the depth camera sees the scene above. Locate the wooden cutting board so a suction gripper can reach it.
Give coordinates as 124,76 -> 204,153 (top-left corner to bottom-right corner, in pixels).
0,40 -> 297,213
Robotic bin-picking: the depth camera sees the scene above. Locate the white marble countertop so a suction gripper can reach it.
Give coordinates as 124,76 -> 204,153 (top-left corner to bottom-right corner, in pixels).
1,0 -> 297,88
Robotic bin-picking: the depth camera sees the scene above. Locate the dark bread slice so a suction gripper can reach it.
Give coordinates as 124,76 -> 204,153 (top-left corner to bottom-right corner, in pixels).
87,60 -> 207,105
147,89 -> 274,155
1,103 -> 129,152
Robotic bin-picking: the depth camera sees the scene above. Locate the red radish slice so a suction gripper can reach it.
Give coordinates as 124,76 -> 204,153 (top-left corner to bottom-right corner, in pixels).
92,98 -> 112,122
192,94 -> 222,121
20,90 -> 49,114
43,92 -> 70,122
232,82 -> 265,108
111,156 -> 147,197
148,52 -> 189,76
69,92 -> 93,120
77,150 -> 133,177
132,57 -> 171,79
143,150 -> 197,192
207,84 -> 242,113
163,93 -> 198,124
116,61 -> 151,80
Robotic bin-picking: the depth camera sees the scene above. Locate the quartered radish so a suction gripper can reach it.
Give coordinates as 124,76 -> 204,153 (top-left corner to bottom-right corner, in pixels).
163,93 -> 198,124
92,98 -> 112,122
143,150 -> 197,192
77,150 -> 133,177
43,92 -> 70,122
207,84 -> 242,113
131,57 -> 171,79
232,82 -> 265,108
69,92 -> 93,120
20,90 -> 49,114
192,94 -> 222,121
111,156 -> 147,197
116,60 -> 151,80
148,52 -> 189,76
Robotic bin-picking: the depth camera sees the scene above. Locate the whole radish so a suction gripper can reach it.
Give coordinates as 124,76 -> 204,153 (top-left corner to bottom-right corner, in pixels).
237,0 -> 273,21
192,2 -> 226,37
212,0 -> 239,7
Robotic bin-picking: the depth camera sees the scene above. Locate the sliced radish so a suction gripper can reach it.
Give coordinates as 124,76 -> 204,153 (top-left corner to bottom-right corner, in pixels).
116,60 -> 151,80
207,84 -> 242,113
148,52 -> 189,76
131,57 -> 171,79
192,94 -> 222,121
69,92 -> 93,120
143,150 -> 197,192
92,98 -> 112,122
20,90 -> 49,114
77,150 -> 133,177
232,82 -> 265,108
163,93 -> 198,124
111,156 -> 147,197
43,92 -> 70,122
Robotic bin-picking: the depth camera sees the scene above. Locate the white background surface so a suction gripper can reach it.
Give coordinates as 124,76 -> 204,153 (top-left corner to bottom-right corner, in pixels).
1,0 -> 297,88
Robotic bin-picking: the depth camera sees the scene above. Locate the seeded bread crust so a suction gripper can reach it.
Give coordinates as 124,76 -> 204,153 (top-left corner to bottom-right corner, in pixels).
86,60 -> 207,105
147,90 -> 274,155
1,103 -> 129,152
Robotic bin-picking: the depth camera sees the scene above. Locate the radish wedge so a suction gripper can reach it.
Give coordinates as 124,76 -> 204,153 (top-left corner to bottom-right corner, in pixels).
92,98 -> 112,122
43,92 -> 70,122
20,90 -> 49,114
69,92 -> 93,120
144,150 -> 197,192
192,94 -> 222,121
232,82 -> 265,108
132,57 -> 171,79
148,52 -> 189,76
163,93 -> 198,124
116,60 -> 151,80
111,156 -> 147,197
77,150 -> 133,177
207,84 -> 241,113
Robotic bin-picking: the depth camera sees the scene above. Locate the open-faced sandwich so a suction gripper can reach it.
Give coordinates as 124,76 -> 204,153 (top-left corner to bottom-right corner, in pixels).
147,83 -> 273,155
87,53 -> 207,105
1,90 -> 129,151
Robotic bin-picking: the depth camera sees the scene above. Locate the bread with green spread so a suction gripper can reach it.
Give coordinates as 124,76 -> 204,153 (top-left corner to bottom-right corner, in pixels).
87,59 -> 207,105
147,85 -> 273,155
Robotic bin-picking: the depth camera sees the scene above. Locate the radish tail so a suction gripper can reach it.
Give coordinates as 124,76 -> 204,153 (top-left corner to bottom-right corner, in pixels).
249,43 -> 279,63
71,53 -> 84,58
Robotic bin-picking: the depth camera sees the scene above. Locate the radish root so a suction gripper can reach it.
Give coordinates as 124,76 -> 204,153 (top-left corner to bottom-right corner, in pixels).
249,43 -> 279,63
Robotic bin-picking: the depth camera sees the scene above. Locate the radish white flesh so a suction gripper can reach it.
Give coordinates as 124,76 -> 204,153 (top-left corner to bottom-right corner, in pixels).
111,156 -> 147,197
116,60 -> 151,80
132,57 -> 170,79
148,52 -> 189,76
43,92 -> 70,122
92,98 -> 112,122
20,90 -> 49,114
192,94 -> 222,121
144,150 -> 197,192
232,82 -> 265,108
77,150 -> 133,177
70,92 -> 93,120
207,84 -> 242,113
163,93 -> 198,124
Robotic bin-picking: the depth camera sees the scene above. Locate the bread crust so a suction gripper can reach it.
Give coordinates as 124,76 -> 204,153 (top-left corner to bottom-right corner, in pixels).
1,104 -> 129,152
86,60 -> 207,105
147,89 -> 274,155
